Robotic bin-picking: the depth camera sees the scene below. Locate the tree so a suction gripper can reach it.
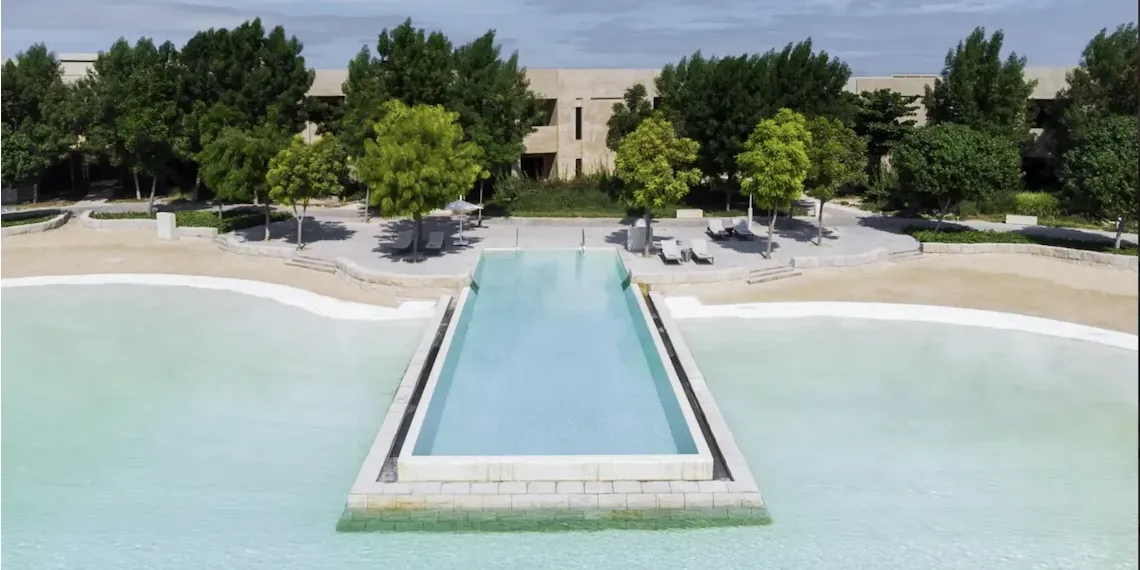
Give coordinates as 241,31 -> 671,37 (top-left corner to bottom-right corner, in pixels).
606,83 -> 655,151
893,123 -> 1023,230
1,44 -> 73,200
805,116 -> 868,245
357,101 -> 483,261
614,115 -> 702,255
179,20 -> 315,199
1054,23 -> 1138,163
1057,115 -> 1138,248
656,41 -> 853,208
853,89 -> 919,178
267,136 -> 346,249
924,27 -> 1038,144
736,109 -> 812,258
82,38 -> 188,214
197,117 -> 289,238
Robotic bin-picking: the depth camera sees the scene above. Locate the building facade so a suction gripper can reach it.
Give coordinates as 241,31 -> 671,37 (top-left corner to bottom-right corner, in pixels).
59,54 -> 1072,176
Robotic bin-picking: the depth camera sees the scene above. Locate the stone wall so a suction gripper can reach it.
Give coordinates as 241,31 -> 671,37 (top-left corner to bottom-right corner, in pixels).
921,242 -> 1139,271
1,210 -> 71,237
790,248 -> 889,269
77,210 -> 157,230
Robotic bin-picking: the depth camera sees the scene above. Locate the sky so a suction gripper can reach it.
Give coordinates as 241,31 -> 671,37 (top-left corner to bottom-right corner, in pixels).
0,0 -> 1134,74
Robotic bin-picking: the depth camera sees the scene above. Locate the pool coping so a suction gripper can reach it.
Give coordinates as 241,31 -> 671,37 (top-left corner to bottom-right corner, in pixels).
647,292 -> 761,494
395,248 -> 714,482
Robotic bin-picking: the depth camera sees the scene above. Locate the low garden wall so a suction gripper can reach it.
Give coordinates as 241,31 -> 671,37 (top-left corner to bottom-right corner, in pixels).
790,248 -> 889,269
921,242 -> 1138,271
1,210 -> 71,237
77,209 -> 157,230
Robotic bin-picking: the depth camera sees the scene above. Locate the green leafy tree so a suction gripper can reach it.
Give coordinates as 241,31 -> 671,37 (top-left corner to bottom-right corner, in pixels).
606,83 -> 655,151
197,117 -> 290,238
853,89 -> 919,178
1,44 -> 73,200
1057,115 -> 1138,248
736,109 -> 812,258
83,38 -> 188,214
179,20 -> 315,199
267,136 -> 347,249
614,115 -> 702,255
893,123 -> 1023,230
656,40 -> 853,209
805,116 -> 868,245
357,100 -> 484,261
924,27 -> 1038,144
1054,24 -> 1138,161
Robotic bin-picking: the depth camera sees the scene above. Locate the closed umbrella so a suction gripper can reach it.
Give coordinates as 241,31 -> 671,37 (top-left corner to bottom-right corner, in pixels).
446,199 -> 483,246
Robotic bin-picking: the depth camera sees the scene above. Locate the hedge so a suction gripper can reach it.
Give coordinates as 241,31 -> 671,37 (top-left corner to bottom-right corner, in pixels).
905,226 -> 1138,256
1,214 -> 56,228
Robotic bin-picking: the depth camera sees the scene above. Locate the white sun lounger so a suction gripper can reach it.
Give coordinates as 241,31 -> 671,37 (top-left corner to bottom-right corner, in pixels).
392,230 -> 414,253
707,218 -> 730,240
690,238 -> 715,264
660,239 -> 684,264
733,219 -> 756,240
424,231 -> 445,254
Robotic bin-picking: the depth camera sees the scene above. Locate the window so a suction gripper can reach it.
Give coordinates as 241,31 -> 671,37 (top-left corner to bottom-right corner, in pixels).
574,107 -> 582,140
575,159 -> 583,177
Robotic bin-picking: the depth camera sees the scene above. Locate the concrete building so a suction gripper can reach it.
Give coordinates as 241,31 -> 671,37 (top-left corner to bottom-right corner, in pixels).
59,54 -> 1072,176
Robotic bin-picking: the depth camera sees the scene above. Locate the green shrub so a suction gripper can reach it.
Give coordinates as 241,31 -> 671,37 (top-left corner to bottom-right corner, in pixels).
904,226 -> 1138,256
90,208 -> 290,232
1012,192 -> 1060,218
1,214 -> 55,227
90,211 -> 150,220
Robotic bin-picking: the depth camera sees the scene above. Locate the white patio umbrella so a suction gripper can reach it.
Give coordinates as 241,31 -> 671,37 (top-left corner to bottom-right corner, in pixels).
445,199 -> 483,245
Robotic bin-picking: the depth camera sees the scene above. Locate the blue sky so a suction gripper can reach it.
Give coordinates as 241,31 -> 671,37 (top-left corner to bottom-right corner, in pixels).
1,0 -> 1133,74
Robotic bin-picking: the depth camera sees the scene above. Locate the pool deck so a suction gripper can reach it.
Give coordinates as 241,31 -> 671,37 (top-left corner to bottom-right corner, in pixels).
341,290 -> 770,532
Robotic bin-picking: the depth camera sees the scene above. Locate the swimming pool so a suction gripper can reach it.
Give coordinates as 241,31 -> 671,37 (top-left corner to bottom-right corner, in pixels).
410,250 -> 696,456
3,283 -> 1136,569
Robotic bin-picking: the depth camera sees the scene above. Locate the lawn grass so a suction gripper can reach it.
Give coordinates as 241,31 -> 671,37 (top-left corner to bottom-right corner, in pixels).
905,226 -> 1139,256
1,214 -> 57,228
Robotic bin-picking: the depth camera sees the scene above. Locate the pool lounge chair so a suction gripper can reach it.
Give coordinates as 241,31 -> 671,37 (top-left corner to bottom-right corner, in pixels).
733,219 -> 756,240
424,231 -> 445,254
706,218 -> 730,240
690,238 -> 715,264
660,239 -> 684,264
392,230 -> 415,253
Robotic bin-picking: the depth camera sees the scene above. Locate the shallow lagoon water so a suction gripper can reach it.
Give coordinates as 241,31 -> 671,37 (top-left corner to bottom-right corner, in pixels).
2,287 -> 1136,569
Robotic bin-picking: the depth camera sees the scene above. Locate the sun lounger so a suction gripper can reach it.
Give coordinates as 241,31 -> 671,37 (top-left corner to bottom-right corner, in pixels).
733,219 -> 756,240
424,231 -> 445,254
707,218 -> 730,240
392,230 -> 414,253
660,239 -> 684,264
690,238 -> 715,264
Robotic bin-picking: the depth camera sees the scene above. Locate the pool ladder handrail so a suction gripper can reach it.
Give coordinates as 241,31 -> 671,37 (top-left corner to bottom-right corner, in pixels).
580,227 -> 586,254
515,227 -> 519,251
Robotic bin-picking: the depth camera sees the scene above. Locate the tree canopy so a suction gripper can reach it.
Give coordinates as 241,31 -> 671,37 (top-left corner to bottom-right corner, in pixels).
606,83 -> 655,152
1057,115 -> 1138,246
893,123 -> 1023,228
267,136 -> 347,248
736,108 -> 812,257
357,100 -> 483,258
197,116 -> 290,237
924,27 -> 1037,143
853,88 -> 919,176
615,115 -> 700,254
805,116 -> 867,244
0,44 -> 72,191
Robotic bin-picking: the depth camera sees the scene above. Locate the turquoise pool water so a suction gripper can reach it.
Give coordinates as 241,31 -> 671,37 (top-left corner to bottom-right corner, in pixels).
412,250 -> 696,456
2,286 -> 1136,569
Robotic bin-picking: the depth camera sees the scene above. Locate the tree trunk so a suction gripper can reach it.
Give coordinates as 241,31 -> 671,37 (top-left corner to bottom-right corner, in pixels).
643,212 -> 652,257
32,182 -> 39,204
295,203 -> 305,250
935,200 -> 950,232
766,206 -> 776,259
411,216 -> 422,262
133,171 -> 142,200
69,153 -> 77,195
192,171 -> 201,202
217,201 -> 223,219
147,177 -> 158,217
477,180 -> 484,227
725,187 -> 731,211
263,204 -> 272,241
1114,217 -> 1124,250
816,200 -> 825,246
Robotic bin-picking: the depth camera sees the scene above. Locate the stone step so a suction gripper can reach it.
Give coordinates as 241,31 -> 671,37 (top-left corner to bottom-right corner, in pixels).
887,250 -> 924,262
285,255 -> 338,274
746,265 -> 801,285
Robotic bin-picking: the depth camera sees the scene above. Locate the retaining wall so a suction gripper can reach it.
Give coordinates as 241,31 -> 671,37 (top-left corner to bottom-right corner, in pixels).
1,210 -> 71,237
921,242 -> 1138,271
790,248 -> 889,269
77,210 -> 157,230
